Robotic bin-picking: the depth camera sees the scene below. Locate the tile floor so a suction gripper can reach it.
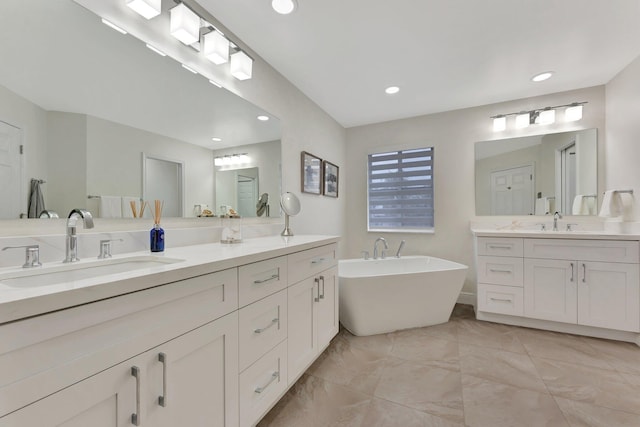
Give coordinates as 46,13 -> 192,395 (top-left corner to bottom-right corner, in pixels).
258,304 -> 640,427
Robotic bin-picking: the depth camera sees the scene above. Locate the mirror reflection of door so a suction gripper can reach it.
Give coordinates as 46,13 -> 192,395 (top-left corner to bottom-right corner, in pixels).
0,121 -> 23,219
237,175 -> 257,217
143,154 -> 184,218
490,165 -> 534,215
561,143 -> 577,214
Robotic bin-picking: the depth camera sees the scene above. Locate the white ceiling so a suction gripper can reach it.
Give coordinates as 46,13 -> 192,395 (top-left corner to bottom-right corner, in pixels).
199,0 -> 640,128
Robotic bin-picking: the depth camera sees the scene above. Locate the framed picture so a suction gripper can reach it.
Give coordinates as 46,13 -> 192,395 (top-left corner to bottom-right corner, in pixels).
323,160 -> 339,197
301,151 -> 322,194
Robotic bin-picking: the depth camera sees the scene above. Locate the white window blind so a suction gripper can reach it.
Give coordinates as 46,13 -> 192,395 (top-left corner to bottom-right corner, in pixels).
367,147 -> 434,231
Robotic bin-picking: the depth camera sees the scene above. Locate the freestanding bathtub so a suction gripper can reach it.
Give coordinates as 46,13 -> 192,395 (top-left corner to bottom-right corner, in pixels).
338,256 -> 468,336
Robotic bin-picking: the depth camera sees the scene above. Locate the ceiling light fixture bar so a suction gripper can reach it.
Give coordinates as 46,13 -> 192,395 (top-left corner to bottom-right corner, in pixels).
490,101 -> 587,132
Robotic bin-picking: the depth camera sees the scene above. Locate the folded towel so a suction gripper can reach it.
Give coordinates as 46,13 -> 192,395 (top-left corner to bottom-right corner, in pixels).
599,190 -> 634,220
535,197 -> 555,215
572,195 -> 589,215
99,196 -> 122,218
620,193 -> 634,221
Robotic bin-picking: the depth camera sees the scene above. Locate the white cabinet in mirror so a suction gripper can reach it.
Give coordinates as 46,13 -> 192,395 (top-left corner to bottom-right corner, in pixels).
475,128 -> 597,216
0,0 -> 282,220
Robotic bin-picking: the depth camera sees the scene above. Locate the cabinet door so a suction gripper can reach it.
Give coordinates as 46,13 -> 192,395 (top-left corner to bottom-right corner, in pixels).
316,267 -> 339,350
0,357 -> 137,427
524,258 -> 577,323
146,312 -> 239,427
578,262 -> 640,332
287,277 -> 318,385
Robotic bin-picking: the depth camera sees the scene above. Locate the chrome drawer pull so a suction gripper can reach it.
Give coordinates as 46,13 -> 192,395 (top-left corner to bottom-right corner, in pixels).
254,318 -> 279,334
131,366 -> 141,426
255,371 -> 280,394
489,269 -> 512,273
314,277 -> 320,302
490,297 -> 513,303
319,275 -> 325,299
570,263 -> 574,282
158,353 -> 168,407
254,273 -> 279,284
582,263 -> 586,283
488,245 -> 512,250
311,257 -> 327,265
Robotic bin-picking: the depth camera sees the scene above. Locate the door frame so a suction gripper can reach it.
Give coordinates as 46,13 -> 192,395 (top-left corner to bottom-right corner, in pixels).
142,152 -> 185,218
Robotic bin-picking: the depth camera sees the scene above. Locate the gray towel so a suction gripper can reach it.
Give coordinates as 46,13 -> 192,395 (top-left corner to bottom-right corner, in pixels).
28,179 -> 45,218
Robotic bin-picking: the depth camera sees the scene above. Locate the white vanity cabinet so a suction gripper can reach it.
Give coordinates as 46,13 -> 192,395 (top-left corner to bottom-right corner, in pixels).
475,234 -> 640,343
287,244 -> 339,385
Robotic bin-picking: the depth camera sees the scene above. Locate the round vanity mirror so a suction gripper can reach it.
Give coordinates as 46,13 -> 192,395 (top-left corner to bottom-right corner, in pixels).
280,192 -> 301,236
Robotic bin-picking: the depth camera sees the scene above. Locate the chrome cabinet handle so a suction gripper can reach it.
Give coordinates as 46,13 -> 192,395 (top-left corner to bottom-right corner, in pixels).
255,371 -> 280,394
253,273 -> 279,284
489,297 -> 513,303
158,353 -> 168,408
570,263 -> 574,282
254,318 -> 279,334
131,366 -> 141,426
582,263 -> 586,283
319,275 -> 325,299
314,277 -> 320,302
489,269 -> 512,273
311,257 -> 327,265
488,245 -> 512,250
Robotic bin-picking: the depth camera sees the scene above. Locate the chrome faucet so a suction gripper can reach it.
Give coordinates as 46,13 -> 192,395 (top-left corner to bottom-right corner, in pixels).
395,240 -> 406,258
64,209 -> 94,263
553,211 -> 562,231
373,237 -> 388,260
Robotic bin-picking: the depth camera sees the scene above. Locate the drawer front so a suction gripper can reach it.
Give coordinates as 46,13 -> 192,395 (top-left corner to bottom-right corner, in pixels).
288,243 -> 338,284
477,237 -> 523,257
477,283 -> 524,316
239,340 -> 288,427
524,239 -> 640,263
239,256 -> 288,307
477,256 -> 524,287
239,289 -> 288,372
0,268 -> 238,418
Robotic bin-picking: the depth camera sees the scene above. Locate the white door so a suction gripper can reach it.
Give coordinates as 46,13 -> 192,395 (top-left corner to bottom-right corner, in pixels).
577,261 -> 640,332
524,258 -> 577,323
490,165 -> 533,215
561,143 -> 577,214
143,155 -> 184,218
0,121 -> 23,219
237,175 -> 257,217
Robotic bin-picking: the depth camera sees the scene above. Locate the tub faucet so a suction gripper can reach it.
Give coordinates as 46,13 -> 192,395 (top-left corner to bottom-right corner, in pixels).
64,208 -> 94,263
553,211 -> 562,231
373,237 -> 388,260
395,240 -> 406,258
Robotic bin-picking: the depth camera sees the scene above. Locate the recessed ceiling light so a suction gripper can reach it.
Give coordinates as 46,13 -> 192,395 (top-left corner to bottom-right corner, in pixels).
212,137 -> 222,142
385,86 -> 400,95
531,71 -> 554,82
272,0 -> 297,14
257,115 -> 269,121
101,19 -> 127,35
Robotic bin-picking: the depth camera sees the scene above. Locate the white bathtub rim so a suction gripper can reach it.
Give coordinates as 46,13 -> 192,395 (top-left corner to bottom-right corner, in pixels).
338,255 -> 468,278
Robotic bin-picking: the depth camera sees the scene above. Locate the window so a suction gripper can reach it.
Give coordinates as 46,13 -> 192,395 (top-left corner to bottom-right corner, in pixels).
367,147 -> 434,232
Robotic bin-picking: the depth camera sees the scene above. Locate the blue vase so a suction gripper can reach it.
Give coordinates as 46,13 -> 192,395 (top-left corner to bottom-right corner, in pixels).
150,224 -> 165,252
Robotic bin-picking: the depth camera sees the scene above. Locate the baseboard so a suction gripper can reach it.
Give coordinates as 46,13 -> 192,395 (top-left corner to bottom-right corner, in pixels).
457,291 -> 476,307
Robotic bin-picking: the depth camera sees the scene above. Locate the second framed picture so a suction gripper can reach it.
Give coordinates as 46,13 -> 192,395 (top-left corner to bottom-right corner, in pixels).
301,151 -> 322,194
323,160 -> 339,197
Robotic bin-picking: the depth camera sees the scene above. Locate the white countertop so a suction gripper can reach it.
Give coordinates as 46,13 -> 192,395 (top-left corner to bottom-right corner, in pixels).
0,235 -> 339,325
471,228 -> 640,240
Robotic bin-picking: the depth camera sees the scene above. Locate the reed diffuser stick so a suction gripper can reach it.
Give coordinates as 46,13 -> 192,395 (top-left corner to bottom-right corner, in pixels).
154,200 -> 164,225
139,201 -> 147,218
129,200 -> 137,218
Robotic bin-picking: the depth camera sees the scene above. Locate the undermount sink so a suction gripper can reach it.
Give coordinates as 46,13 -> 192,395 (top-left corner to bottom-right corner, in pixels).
0,255 -> 184,288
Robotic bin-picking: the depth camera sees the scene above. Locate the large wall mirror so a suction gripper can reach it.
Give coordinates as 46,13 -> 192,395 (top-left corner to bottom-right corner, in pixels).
0,0 -> 281,220
475,129 -> 597,216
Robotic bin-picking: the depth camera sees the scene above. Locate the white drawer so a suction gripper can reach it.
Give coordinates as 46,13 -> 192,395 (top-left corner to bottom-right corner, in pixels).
477,237 -> 523,257
239,289 -> 288,372
477,283 -> 524,316
524,239 -> 640,263
288,243 -> 337,284
0,268 -> 238,418
239,255 -> 288,307
477,256 -> 524,287
239,340 -> 288,427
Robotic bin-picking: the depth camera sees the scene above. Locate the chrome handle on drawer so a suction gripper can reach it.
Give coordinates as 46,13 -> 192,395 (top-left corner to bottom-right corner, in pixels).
255,371 -> 280,394
314,277 -> 320,302
253,273 -> 280,284
570,263 -> 574,282
488,245 -> 512,249
131,366 -> 141,426
254,318 -> 279,334
158,353 -> 168,408
311,257 -> 327,265
582,263 -> 586,283
489,269 -> 512,273
489,297 -> 513,303
319,275 -> 325,299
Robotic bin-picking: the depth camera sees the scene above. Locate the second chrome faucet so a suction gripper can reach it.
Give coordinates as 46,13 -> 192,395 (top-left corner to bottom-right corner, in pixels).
64,208 -> 94,263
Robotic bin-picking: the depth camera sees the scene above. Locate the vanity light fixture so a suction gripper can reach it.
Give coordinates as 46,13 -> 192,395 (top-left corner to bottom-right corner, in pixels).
230,50 -> 253,80
101,18 -> 128,34
214,153 -> 249,166
385,86 -> 400,94
204,30 -> 230,64
257,115 -> 270,121
531,71 -> 554,82
272,0 -> 298,15
170,3 -> 201,45
126,0 -> 161,20
145,43 -> 167,56
490,101 -> 586,132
